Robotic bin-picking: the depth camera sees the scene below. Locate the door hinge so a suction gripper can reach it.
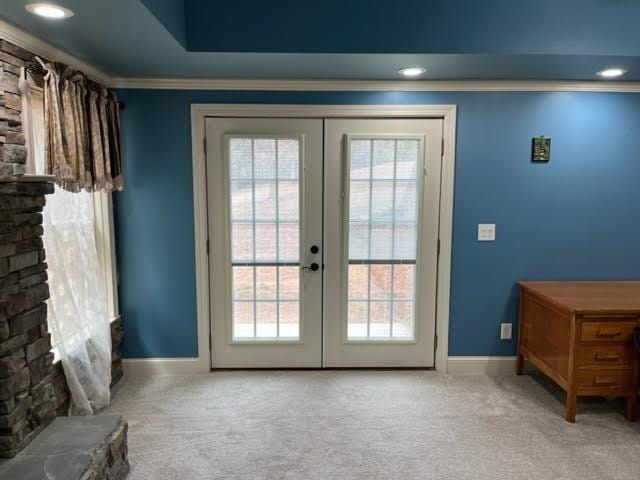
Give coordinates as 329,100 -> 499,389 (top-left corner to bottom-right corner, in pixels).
206,239 -> 210,255
203,136 -> 207,154
437,238 -> 441,256
441,138 -> 445,157
434,333 -> 438,351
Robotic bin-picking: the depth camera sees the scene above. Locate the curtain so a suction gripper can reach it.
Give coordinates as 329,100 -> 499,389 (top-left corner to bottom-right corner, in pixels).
44,189 -> 112,415
25,70 -> 112,415
40,60 -> 123,192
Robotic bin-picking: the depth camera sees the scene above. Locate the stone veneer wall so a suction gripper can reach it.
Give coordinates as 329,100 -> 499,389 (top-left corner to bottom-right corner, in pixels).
0,35 -> 125,457
0,180 -> 56,458
0,39 -> 31,176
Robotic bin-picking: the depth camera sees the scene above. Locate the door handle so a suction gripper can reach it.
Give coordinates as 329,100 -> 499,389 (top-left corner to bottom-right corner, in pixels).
303,263 -> 320,272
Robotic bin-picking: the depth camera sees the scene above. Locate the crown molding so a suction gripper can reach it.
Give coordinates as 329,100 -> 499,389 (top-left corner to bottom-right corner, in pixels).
3,18 -> 640,93
111,77 -> 640,92
0,18 -> 110,85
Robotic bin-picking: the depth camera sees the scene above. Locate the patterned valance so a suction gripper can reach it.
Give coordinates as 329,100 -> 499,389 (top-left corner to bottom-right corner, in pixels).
40,59 -> 123,192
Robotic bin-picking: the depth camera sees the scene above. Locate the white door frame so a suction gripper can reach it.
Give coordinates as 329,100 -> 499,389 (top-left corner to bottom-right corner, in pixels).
190,104 -> 457,373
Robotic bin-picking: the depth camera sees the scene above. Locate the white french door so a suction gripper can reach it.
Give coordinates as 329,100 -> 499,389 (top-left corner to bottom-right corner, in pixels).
207,118 -> 323,367
323,119 -> 443,367
206,116 -> 442,368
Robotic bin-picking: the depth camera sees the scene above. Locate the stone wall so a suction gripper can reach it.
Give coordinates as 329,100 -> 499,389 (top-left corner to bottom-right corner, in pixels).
0,179 -> 56,458
0,39 -> 33,177
111,317 -> 124,387
0,35 -> 127,465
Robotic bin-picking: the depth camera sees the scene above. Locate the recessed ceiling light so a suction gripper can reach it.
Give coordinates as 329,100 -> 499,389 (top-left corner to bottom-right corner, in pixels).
25,3 -> 74,19
597,68 -> 627,79
398,67 -> 426,77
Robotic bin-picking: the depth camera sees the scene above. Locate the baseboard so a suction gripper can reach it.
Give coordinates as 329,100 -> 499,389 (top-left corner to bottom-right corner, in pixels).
446,356 -> 518,375
122,356 -> 518,376
122,357 -> 209,376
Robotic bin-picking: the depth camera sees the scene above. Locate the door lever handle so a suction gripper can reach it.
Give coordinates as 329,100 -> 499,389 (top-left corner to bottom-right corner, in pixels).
303,263 -> 320,272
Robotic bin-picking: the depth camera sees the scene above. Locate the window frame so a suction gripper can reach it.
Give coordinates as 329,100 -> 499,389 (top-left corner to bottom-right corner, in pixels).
341,134 -> 426,343
224,133 -> 306,343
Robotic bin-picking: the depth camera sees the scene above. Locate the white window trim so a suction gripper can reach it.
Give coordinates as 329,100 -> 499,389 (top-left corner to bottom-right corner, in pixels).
93,191 -> 120,321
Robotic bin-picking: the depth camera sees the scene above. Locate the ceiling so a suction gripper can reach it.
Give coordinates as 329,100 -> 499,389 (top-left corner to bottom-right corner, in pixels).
1,0 -> 640,80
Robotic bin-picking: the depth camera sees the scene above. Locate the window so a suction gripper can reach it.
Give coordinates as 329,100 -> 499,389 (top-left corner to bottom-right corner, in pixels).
20,70 -> 118,360
228,137 -> 302,340
345,137 -> 422,340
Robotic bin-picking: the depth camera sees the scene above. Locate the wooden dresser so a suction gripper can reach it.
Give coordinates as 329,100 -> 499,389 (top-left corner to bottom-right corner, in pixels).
517,281 -> 640,422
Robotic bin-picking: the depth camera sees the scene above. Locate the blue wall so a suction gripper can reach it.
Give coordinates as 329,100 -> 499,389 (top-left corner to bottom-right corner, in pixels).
115,90 -> 640,359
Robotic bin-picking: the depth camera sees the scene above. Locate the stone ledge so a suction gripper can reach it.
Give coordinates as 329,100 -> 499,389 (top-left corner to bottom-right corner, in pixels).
0,415 -> 129,479
0,175 -> 54,183
0,178 -> 55,197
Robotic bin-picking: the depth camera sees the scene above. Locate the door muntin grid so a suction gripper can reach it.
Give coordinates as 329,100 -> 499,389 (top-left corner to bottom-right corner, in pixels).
343,136 -> 425,342
226,136 -> 304,341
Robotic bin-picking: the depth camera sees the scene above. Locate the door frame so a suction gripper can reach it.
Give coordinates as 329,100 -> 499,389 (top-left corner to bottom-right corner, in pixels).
191,104 -> 457,373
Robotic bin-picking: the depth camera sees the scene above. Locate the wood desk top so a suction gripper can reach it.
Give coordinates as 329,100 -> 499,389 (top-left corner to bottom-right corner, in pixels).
518,281 -> 640,315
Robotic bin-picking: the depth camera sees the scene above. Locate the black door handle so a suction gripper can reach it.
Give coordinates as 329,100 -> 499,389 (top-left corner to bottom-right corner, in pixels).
303,262 -> 320,272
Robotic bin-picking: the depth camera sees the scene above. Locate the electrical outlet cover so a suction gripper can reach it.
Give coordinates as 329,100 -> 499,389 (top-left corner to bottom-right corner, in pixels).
500,323 -> 512,340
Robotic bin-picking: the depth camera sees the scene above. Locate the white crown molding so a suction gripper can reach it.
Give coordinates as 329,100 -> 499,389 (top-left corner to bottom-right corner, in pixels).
3,18 -> 640,93
0,18 -> 110,84
112,77 -> 640,93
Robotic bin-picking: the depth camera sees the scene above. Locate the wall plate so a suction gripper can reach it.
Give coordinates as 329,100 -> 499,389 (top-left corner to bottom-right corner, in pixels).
478,223 -> 496,241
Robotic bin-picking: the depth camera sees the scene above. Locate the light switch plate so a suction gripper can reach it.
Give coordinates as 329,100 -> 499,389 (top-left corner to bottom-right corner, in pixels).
500,323 -> 512,340
478,223 -> 496,241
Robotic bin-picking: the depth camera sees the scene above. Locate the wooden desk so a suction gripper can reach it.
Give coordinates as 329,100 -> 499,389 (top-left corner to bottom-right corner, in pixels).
517,281 -> 640,422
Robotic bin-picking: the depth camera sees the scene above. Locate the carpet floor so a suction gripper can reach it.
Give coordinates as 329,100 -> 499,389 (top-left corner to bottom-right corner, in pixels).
102,371 -> 640,480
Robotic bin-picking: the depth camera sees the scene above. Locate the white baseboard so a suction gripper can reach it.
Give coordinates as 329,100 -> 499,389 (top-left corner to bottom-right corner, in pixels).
446,356 -> 518,375
122,357 -> 210,376
122,355 -> 518,376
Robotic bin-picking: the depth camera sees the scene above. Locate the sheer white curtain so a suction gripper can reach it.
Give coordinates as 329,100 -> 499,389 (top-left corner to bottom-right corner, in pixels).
43,190 -> 112,414
23,73 -> 112,415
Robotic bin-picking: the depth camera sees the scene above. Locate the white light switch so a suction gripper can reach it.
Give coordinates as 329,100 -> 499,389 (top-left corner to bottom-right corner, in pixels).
500,323 -> 512,340
478,223 -> 496,241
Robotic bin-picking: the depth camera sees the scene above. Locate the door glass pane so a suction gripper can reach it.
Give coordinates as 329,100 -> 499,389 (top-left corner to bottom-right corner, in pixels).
346,138 -> 421,340
228,137 -> 301,340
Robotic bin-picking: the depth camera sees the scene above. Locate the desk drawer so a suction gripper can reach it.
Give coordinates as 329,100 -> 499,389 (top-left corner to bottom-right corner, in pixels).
576,369 -> 633,393
576,345 -> 634,368
580,320 -> 637,343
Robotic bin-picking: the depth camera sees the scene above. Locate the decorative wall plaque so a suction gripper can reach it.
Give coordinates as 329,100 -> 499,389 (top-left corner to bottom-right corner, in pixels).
531,136 -> 551,162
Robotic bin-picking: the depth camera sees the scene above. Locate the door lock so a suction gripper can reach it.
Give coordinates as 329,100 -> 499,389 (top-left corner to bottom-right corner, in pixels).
310,245 -> 319,254
303,262 -> 320,272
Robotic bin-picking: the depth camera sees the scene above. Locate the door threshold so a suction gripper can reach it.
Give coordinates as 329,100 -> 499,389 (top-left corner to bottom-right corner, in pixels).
210,367 -> 435,371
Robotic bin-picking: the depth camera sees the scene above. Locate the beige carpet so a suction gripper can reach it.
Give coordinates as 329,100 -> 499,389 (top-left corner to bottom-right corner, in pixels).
102,371 -> 640,479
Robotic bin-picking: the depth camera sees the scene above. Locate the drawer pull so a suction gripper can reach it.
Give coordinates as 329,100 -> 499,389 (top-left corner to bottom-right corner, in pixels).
593,376 -> 617,386
596,329 -> 623,338
594,353 -> 620,361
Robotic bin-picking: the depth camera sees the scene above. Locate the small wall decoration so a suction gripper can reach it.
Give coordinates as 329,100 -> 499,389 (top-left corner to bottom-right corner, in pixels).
531,136 -> 551,162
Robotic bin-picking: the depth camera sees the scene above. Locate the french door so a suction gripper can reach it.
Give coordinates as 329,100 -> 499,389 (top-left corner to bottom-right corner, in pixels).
206,116 -> 442,368
207,118 -> 323,367
324,119 -> 442,367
